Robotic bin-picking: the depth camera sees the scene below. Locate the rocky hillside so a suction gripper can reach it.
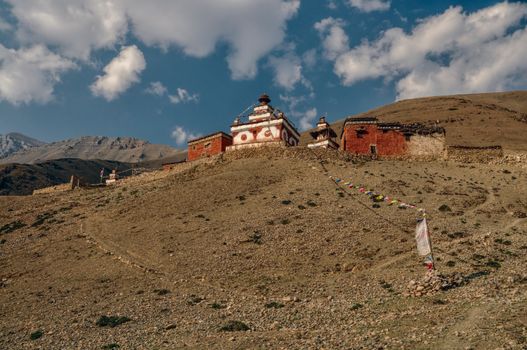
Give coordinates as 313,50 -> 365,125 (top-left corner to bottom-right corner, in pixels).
0,159 -> 131,196
301,91 -> 527,151
1,148 -> 525,349
0,136 -> 183,164
0,133 -> 46,159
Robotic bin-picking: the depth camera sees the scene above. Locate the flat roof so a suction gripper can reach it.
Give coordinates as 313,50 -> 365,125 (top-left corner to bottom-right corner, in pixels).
187,131 -> 232,145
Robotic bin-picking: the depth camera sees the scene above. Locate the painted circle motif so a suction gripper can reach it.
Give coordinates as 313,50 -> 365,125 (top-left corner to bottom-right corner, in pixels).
241,134 -> 247,141
281,129 -> 288,142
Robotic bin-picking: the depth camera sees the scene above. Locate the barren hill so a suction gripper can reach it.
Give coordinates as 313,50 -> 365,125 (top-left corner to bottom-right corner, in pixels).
301,91 -> 527,151
1,148 -> 525,349
0,136 -> 183,164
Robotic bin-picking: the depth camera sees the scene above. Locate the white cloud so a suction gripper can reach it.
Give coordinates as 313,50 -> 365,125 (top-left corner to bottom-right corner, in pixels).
279,94 -> 318,131
171,126 -> 200,145
145,81 -> 167,96
315,18 -> 349,60
168,88 -> 199,105
268,53 -> 304,90
302,49 -> 317,69
327,0 -> 338,10
347,0 -> 390,12
4,0 -> 300,94
324,2 -> 527,99
0,44 -> 75,105
8,0 -> 128,60
123,0 -> 300,79
91,45 -> 146,101
299,108 -> 318,131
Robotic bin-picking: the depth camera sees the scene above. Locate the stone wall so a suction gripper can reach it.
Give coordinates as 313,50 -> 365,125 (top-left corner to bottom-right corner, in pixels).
447,145 -> 503,163
407,133 -> 447,159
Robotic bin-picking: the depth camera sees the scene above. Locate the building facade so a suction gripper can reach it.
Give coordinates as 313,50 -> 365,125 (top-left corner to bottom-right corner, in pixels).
227,94 -> 300,151
341,117 -> 446,158
308,116 -> 339,149
187,132 -> 233,161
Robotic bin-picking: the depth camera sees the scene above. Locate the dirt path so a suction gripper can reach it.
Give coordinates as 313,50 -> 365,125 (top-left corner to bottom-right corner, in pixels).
436,303 -> 493,350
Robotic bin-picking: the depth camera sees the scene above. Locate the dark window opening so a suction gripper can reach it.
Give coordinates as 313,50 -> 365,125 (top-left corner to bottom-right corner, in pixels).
370,145 -> 377,155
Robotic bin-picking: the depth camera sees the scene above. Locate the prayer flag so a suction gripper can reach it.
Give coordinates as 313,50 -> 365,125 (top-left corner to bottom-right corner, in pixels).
415,218 -> 432,256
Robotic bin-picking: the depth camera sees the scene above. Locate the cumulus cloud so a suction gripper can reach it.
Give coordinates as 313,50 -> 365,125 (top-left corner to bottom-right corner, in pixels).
125,0 -> 300,80
0,44 -> 75,105
347,0 -> 390,12
8,0 -> 300,79
323,2 -> 527,99
314,18 -> 349,60
8,0 -> 128,60
268,53 -> 304,90
298,107 -> 318,131
91,45 -> 146,101
168,88 -> 199,105
145,81 -> 168,96
279,93 -> 318,131
171,126 -> 200,145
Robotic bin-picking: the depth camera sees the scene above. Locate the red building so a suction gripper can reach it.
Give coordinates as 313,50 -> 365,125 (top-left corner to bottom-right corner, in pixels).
187,132 -> 233,161
341,117 -> 446,157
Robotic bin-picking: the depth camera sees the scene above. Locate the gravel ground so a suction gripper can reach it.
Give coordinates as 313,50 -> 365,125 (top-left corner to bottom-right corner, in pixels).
1,149 -> 526,349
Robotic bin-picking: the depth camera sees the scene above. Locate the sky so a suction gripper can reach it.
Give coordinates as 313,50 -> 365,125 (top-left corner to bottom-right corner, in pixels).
0,0 -> 526,148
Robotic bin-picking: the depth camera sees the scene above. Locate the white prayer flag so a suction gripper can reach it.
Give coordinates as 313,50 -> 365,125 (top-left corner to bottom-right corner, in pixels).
415,218 -> 431,256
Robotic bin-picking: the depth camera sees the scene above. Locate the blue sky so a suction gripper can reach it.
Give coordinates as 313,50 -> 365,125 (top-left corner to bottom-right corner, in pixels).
0,0 -> 526,147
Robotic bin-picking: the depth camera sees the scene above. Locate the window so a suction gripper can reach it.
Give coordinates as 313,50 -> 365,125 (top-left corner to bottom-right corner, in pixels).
204,142 -> 211,148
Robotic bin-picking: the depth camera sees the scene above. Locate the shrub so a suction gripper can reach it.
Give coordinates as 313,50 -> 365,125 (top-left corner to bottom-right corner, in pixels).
485,260 -> 501,269
438,204 -> 452,212
154,289 -> 170,296
264,301 -> 284,309
96,316 -> 131,328
351,303 -> 363,310
187,295 -> 203,305
220,321 -> 250,332
210,303 -> 226,309
248,232 -> 262,244
30,330 -> 43,340
0,220 -> 26,234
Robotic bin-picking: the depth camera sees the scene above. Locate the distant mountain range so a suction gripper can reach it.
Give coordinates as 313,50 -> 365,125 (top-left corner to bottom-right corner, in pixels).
0,133 -> 46,159
0,135 -> 185,164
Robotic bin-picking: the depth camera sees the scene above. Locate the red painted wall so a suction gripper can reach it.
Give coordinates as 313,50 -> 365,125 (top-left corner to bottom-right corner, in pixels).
341,124 -> 407,156
188,134 -> 232,161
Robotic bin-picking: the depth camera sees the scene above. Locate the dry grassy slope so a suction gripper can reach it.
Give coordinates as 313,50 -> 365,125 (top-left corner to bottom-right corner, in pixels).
301,91 -> 527,151
0,150 -> 526,349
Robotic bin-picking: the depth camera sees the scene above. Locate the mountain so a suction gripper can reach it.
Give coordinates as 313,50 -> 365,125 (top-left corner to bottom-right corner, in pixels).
0,132 -> 46,159
1,147 -> 525,348
0,135 -> 183,164
301,91 -> 527,151
0,158 -> 131,196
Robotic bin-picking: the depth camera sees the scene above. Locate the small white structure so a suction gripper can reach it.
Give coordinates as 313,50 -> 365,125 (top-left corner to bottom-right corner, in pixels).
227,94 -> 300,151
105,169 -> 119,185
307,116 -> 339,149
